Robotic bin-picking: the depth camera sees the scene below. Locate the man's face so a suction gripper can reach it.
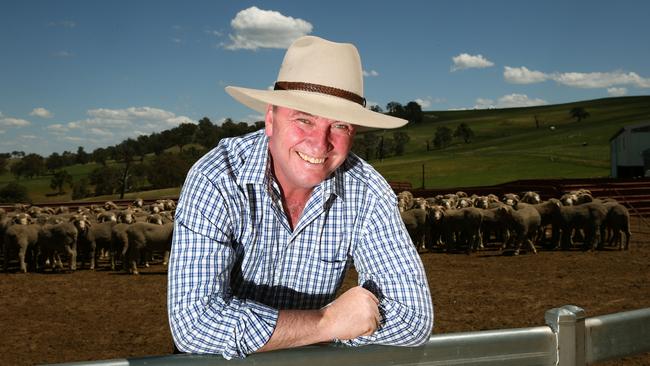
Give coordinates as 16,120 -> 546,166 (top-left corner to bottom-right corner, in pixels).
265,105 -> 356,194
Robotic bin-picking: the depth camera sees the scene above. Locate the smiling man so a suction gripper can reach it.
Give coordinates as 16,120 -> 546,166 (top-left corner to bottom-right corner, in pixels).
167,36 -> 433,359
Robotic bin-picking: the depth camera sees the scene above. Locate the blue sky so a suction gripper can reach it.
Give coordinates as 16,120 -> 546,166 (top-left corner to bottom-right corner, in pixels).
1,0 -> 649,156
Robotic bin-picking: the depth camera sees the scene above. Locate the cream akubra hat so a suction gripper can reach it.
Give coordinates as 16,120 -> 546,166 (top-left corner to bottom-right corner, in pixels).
225,35 -> 408,129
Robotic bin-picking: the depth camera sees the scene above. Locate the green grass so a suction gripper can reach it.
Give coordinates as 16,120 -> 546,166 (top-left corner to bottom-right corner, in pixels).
366,96 -> 650,188
1,95 -> 649,203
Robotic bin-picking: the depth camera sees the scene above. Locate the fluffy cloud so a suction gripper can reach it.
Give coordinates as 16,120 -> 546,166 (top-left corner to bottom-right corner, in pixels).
475,94 -> 547,109
503,66 -> 549,84
0,117 -> 31,127
451,53 -> 494,71
552,71 -> 650,89
414,97 -> 445,109
504,66 -> 650,89
607,87 -> 628,97
30,107 -> 53,118
363,70 -> 379,77
225,7 -> 313,50
54,106 -> 194,147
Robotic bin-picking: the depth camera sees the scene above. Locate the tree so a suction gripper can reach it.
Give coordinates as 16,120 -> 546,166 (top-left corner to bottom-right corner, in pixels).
433,126 -> 453,149
50,170 -> 73,195
146,152 -> 193,189
89,166 -> 121,196
91,147 -> 110,166
0,155 -> 7,174
404,101 -> 423,124
454,123 -> 475,143
76,146 -> 90,164
172,123 -> 198,152
570,107 -> 590,122
10,153 -> 45,179
370,105 -> 383,113
362,132 -> 380,160
386,101 -> 405,117
72,177 -> 91,200
393,131 -> 410,156
0,182 -> 30,203
46,152 -> 65,171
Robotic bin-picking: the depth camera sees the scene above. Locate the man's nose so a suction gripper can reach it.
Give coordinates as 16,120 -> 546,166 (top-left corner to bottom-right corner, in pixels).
309,126 -> 333,154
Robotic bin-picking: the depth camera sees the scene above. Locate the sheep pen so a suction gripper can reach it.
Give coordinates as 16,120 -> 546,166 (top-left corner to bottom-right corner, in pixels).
0,209 -> 649,365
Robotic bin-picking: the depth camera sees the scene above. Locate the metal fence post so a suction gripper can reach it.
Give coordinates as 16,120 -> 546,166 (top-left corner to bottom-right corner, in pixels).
545,305 -> 586,366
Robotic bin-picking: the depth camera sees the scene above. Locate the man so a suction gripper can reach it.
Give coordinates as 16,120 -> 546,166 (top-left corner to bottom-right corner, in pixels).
168,35 -> 433,359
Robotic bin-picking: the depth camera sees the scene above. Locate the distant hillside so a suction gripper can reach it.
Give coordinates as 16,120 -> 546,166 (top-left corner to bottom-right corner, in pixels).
2,95 -> 649,204
362,96 -> 650,189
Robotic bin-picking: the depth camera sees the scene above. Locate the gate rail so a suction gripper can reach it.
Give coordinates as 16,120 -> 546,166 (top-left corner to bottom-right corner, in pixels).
42,305 -> 650,366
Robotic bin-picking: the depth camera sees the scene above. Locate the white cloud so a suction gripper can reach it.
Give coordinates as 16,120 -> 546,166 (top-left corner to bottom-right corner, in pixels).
607,87 -> 628,96
21,135 -> 38,139
30,107 -> 53,118
474,98 -> 495,109
89,128 -> 113,137
225,7 -> 313,50
0,117 -> 31,127
451,53 -> 494,71
504,66 -> 650,89
363,70 -> 379,77
551,71 -> 650,88
45,106 -> 195,152
475,94 -> 547,109
414,97 -> 445,109
88,106 -> 176,121
504,66 -> 549,84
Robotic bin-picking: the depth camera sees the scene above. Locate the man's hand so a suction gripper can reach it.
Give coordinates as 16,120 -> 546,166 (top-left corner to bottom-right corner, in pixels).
319,286 -> 381,340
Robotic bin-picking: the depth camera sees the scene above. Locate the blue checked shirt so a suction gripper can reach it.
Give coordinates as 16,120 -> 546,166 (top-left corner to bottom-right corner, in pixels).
168,130 -> 433,359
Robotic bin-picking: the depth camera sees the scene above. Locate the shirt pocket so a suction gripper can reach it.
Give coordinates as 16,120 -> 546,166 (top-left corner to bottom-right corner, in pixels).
318,232 -> 350,263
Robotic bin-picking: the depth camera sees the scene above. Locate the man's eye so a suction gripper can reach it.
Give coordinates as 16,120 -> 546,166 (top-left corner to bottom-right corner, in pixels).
297,118 -> 312,125
333,124 -> 350,131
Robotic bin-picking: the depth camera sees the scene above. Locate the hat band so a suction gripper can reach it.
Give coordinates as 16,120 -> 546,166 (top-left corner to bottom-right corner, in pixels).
274,81 -> 366,107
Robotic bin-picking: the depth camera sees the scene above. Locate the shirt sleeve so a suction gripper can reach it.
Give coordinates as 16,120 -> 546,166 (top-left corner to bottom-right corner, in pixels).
341,195 -> 434,347
167,169 -> 279,359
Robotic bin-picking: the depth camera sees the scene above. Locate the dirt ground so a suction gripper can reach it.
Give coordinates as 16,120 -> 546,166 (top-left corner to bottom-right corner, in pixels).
1,217 -> 648,366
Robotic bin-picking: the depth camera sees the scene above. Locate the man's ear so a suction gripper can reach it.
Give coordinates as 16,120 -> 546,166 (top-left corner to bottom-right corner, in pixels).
264,105 -> 274,137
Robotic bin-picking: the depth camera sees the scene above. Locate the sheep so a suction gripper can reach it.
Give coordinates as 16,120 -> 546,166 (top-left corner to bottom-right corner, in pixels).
400,208 -> 428,250
440,207 -> 483,253
424,205 -> 445,250
3,223 -> 40,272
35,222 -> 79,271
520,191 -> 541,204
125,222 -> 174,274
602,201 -> 631,250
501,193 -> 520,207
397,191 -> 414,212
529,198 -> 562,247
554,202 -> 608,250
495,203 -> 542,255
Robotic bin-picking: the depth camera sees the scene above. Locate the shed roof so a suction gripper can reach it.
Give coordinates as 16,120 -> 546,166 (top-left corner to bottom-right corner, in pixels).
609,121 -> 650,142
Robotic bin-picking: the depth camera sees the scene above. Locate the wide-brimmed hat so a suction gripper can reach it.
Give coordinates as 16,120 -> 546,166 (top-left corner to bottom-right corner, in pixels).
225,36 -> 407,129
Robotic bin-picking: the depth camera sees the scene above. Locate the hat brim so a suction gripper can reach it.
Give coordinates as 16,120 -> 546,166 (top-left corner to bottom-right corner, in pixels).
225,86 -> 408,129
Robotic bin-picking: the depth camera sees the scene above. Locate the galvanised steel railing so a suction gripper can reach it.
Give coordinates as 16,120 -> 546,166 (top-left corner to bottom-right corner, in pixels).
42,305 -> 650,366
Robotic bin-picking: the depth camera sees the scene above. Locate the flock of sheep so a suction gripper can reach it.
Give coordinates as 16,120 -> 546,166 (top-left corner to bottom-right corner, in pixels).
398,189 -> 632,255
0,198 -> 175,274
0,187 -> 634,273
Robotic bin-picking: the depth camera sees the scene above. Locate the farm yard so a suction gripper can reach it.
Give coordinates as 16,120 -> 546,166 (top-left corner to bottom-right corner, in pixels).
1,180 -> 649,366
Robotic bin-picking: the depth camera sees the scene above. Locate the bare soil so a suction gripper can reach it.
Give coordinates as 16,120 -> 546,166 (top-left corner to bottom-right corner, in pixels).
1,217 -> 648,366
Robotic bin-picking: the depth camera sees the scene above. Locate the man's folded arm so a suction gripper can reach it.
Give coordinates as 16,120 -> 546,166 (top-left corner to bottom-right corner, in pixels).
342,198 -> 434,347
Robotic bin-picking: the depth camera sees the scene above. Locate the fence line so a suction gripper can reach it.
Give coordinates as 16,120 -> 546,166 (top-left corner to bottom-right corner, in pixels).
42,305 -> 650,366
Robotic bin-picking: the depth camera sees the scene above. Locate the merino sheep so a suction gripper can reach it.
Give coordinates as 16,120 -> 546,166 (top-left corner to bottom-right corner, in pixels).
3,223 -> 40,272
603,201 -> 631,250
36,222 -> 79,271
554,202 -> 608,250
125,222 -> 174,274
400,208 -> 428,250
496,203 -> 541,255
441,207 -> 483,253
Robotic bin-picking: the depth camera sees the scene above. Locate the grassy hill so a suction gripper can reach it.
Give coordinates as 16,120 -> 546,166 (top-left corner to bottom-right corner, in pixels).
369,96 -> 650,188
1,95 -> 649,204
